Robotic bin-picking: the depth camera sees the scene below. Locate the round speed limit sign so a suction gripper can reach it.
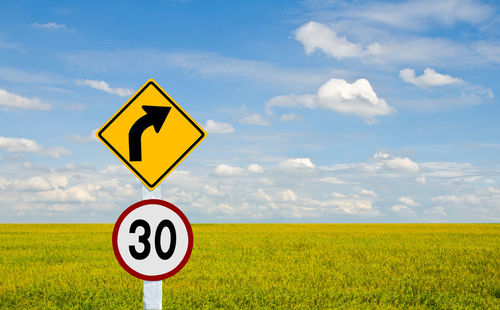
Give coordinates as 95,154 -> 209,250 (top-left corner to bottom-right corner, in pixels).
112,199 -> 193,281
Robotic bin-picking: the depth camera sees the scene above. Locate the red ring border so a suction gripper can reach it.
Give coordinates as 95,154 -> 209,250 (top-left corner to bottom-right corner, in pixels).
112,199 -> 193,281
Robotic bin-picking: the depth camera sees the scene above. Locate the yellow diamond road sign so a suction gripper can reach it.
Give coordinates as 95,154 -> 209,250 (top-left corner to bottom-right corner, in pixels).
97,79 -> 206,190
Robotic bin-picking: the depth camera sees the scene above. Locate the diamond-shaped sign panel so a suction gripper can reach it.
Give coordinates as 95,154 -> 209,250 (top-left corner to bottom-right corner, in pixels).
97,79 -> 206,190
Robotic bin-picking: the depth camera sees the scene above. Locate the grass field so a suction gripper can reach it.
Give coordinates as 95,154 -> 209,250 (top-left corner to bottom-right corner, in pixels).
0,224 -> 498,309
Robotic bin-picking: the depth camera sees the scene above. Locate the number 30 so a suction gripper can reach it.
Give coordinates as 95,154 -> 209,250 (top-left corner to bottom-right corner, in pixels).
129,219 -> 176,260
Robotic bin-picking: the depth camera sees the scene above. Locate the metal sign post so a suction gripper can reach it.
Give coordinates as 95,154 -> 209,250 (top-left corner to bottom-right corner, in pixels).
142,185 -> 162,310
98,79 -> 204,309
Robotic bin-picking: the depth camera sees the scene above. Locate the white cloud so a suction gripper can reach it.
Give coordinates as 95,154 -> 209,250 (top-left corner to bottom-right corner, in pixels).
217,203 -> 234,214
248,164 -> 264,174
399,197 -> 419,207
279,158 -> 316,171
315,199 -> 378,216
331,192 -> 346,198
349,0 -> 493,30
32,22 -> 67,30
100,165 -> 128,174
0,137 -> 41,153
317,78 -> 394,122
293,21 -> 500,66
0,136 -> 71,158
43,147 -> 72,158
12,175 -> 68,191
391,196 -> 418,215
426,206 -> 447,216
294,21 -> 363,59
255,188 -> 272,202
489,187 -> 500,194
319,177 -> 347,184
384,156 -> 420,173
400,68 -> 463,88
0,89 -> 52,110
204,185 -> 224,196
240,113 -> 271,126
337,200 -> 378,215
214,164 -> 245,176
474,42 -> 500,65
432,194 -> 480,204
391,204 -> 414,214
420,162 -> 475,178
434,206 -> 447,216
374,152 -> 420,173
0,165 -> 143,218
364,38 -> 467,64
266,78 -> 394,123
34,184 -> 96,203
0,178 -> 9,191
279,113 -> 302,121
67,129 -> 98,143
205,119 -> 235,134
2,148 -> 498,222
361,189 -> 378,198
281,189 -> 298,202
373,152 -> 390,159
259,178 -> 274,186
366,39 -> 500,68
325,152 -> 420,175
265,94 -> 316,115
76,79 -> 132,97
416,176 -> 426,184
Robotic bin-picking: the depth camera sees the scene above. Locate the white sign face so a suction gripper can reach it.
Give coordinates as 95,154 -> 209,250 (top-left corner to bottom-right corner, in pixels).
112,199 -> 193,281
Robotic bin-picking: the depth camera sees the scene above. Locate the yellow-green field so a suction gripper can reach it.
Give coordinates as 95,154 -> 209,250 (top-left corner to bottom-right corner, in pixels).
0,224 -> 498,309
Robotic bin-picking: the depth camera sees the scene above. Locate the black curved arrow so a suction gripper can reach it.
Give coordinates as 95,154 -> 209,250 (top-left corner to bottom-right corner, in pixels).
129,105 -> 171,161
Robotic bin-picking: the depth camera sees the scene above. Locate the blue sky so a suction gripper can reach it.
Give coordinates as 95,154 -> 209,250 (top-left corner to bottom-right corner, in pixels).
0,0 -> 499,223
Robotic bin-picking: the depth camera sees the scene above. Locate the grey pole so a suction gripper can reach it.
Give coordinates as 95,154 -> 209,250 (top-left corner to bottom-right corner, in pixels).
142,185 -> 162,310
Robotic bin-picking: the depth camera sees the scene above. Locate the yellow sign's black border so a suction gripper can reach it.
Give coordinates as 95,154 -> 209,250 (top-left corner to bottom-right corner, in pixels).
97,81 -> 205,189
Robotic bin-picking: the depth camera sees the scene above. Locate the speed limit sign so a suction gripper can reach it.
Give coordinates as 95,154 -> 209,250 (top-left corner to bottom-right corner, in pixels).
112,199 -> 193,281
